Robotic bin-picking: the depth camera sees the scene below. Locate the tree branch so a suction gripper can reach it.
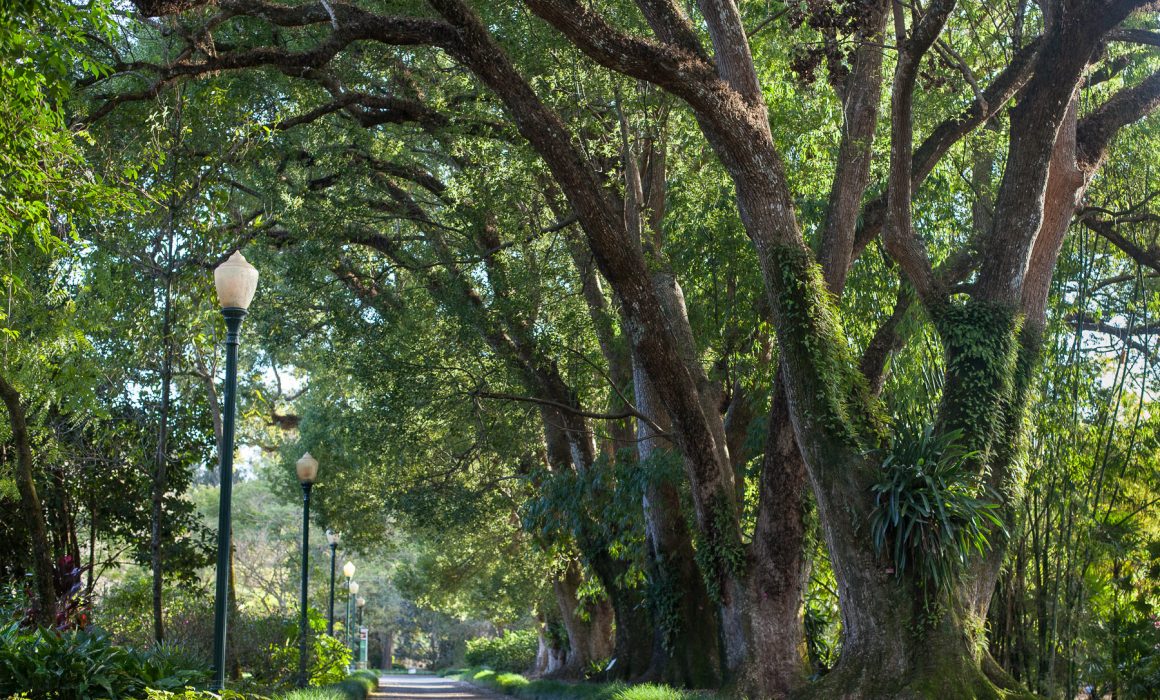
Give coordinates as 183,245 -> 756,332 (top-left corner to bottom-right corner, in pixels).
472,390 -> 667,437
1077,67 -> 1160,170
819,0 -> 888,293
522,0 -> 717,101
881,0 -> 955,304
1080,216 -> 1160,273
853,37 -> 1041,258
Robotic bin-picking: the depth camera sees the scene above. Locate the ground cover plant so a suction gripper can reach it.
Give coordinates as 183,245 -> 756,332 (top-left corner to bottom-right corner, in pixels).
447,668 -> 707,700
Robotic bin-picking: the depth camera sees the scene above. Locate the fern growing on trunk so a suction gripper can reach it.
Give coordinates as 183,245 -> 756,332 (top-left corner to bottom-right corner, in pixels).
870,425 -> 1005,603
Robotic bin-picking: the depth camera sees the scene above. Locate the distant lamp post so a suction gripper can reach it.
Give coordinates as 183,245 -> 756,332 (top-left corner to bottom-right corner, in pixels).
295,452 -> 319,688
343,563 -> 355,647
326,531 -> 339,636
347,580 -> 359,658
210,252 -> 259,691
356,596 -> 366,670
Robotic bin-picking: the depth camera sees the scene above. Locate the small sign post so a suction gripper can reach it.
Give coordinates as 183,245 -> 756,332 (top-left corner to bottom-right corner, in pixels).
359,627 -> 369,670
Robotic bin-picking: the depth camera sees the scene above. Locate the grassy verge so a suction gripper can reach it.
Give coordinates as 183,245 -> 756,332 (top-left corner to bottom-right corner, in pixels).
444,668 -> 706,700
276,669 -> 381,700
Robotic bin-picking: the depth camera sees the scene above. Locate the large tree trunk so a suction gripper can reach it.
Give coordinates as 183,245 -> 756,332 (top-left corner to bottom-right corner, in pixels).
797,509 -> 1029,699
0,372 -> 56,626
432,6 -> 745,628
633,351 -> 723,687
382,630 -> 394,670
742,380 -> 809,696
550,560 -> 613,677
540,409 -> 653,679
584,546 -> 653,679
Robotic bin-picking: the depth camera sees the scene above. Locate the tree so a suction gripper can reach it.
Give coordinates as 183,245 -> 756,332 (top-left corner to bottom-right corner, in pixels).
80,0 -> 1160,696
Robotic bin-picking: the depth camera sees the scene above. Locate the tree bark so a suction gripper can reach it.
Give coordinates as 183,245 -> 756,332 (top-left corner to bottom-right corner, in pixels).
151,276 -> 173,644
0,372 -> 56,626
551,559 -> 613,677
633,349 -> 723,687
430,3 -> 743,598
382,630 -> 394,670
743,377 -> 809,696
540,408 -> 653,679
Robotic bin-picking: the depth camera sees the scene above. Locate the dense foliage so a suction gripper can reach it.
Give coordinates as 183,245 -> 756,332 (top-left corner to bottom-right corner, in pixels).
0,623 -> 208,698
464,631 -> 539,673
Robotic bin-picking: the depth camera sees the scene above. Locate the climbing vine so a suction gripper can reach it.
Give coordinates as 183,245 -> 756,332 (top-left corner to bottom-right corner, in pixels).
769,244 -> 887,451
929,298 -> 1023,466
693,492 -> 746,605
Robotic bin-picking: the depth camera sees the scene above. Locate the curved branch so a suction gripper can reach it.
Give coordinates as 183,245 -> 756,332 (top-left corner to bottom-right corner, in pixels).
473,390 -> 667,437
881,0 -> 956,304
521,0 -> 720,107
87,3 -> 456,122
853,37 -> 1041,257
1077,68 -> 1160,170
1081,216 -> 1160,273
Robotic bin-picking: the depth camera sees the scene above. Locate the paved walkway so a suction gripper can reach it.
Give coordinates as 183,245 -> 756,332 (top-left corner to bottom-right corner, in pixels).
371,675 -> 495,700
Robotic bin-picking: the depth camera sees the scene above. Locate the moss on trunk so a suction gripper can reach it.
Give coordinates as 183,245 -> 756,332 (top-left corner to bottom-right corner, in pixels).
929,299 -> 1023,465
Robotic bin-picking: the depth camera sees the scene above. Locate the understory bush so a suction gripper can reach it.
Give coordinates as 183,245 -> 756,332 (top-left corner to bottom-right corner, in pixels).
257,612 -> 352,690
464,630 -> 537,672
275,669 -> 378,700
0,623 -> 209,698
145,669 -> 378,700
97,579 -> 348,693
450,668 -> 701,700
0,613 -> 357,699
143,690 -> 259,700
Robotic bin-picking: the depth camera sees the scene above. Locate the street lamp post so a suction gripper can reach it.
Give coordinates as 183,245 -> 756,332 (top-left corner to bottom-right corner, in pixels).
342,562 -> 355,647
326,531 -> 339,636
356,596 -> 366,670
296,452 -> 319,689
347,580 -> 359,661
210,252 -> 259,691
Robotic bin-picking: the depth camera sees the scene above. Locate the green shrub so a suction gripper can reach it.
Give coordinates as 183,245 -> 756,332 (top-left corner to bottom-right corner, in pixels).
96,579 -> 349,690
260,613 -> 353,690
276,690 -> 347,700
334,679 -> 372,700
269,669 -> 376,700
610,684 -> 691,700
0,623 -> 209,698
145,689 -> 264,700
347,669 -> 379,686
464,630 -> 537,672
451,667 -> 702,700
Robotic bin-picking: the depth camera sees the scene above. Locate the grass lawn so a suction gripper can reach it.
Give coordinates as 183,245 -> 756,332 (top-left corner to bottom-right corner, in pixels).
444,668 -> 713,700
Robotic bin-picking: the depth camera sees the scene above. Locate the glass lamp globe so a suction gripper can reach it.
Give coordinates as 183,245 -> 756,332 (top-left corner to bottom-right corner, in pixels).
296,452 -> 319,484
356,597 -> 366,608
327,530 -> 339,546
213,251 -> 259,309
349,581 -> 359,595
343,562 -> 355,579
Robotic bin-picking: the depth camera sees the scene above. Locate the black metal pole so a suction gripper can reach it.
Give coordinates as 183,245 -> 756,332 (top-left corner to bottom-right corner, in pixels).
297,482 -> 313,688
356,604 -> 364,668
327,543 -> 337,636
211,308 -> 245,691
345,578 -> 352,652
